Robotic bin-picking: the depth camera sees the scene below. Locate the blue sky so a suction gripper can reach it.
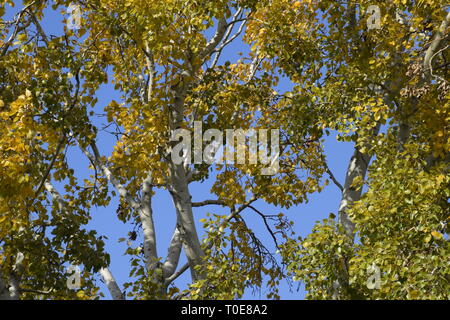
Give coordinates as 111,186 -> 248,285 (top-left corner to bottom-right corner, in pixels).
5,1 -> 355,299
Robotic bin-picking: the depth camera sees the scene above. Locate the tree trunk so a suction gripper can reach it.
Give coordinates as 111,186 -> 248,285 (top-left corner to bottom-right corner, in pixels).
100,267 -> 125,300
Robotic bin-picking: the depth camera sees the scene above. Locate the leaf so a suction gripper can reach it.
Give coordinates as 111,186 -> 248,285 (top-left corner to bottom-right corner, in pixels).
431,231 -> 443,240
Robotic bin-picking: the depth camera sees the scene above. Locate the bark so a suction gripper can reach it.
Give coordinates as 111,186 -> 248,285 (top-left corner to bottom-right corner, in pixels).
8,252 -> 24,300
333,124 -> 380,299
44,181 -> 65,210
199,18 -> 228,61
338,148 -> 373,238
100,267 -> 124,300
423,12 -> 450,79
337,6 -> 378,238
7,276 -> 20,300
0,278 -> 10,300
399,12 -> 450,148
168,161 -> 204,281
139,173 -> 159,270
162,225 -> 182,279
0,253 -> 25,300
83,144 -> 159,270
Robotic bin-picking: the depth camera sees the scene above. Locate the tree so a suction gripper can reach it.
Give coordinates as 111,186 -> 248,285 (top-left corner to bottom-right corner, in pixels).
250,0 -> 449,299
0,0 -> 448,300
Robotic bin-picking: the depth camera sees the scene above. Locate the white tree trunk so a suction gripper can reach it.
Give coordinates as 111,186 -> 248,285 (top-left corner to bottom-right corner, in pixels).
0,277 -> 11,300
338,148 -> 372,238
100,267 -> 124,300
169,162 -> 204,281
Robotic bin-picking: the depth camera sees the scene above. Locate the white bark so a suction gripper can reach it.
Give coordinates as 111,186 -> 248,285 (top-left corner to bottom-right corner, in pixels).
0,242 -> 26,300
162,225 -> 182,279
8,274 -> 20,300
0,275 -> 20,300
399,12 -> 450,148
199,17 -> 228,62
162,197 -> 256,287
139,173 -> 159,270
100,267 -> 124,300
168,162 -> 204,281
83,144 -> 159,270
424,11 -> 450,79
338,148 -> 373,237
0,277 -> 11,300
44,181 -> 65,210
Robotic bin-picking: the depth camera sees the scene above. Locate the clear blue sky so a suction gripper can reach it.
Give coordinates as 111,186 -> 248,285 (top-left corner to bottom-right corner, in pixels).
6,1 -> 354,299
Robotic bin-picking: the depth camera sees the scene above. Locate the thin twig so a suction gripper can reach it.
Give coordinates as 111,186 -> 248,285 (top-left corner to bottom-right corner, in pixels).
248,205 -> 279,248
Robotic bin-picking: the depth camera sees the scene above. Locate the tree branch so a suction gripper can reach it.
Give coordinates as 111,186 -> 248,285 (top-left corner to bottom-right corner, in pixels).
199,17 -> 228,62
34,136 -> 66,199
323,159 -> 344,192
100,267 -> 125,300
0,1 -> 34,56
191,200 -> 226,207
165,262 -> 189,286
424,11 -> 450,78
162,225 -> 182,279
248,205 -> 279,248
81,142 -> 159,269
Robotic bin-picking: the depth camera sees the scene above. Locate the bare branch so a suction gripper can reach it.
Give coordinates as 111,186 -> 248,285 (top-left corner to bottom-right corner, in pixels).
44,181 -> 66,211
323,159 -> 344,192
164,197 -> 257,287
191,200 -> 226,207
227,197 -> 258,221
18,288 -> 53,295
338,147 -> 374,238
140,173 -> 159,265
248,206 -> 279,248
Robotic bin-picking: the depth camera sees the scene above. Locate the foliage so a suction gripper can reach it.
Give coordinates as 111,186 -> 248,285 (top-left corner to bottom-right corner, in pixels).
0,0 -> 448,299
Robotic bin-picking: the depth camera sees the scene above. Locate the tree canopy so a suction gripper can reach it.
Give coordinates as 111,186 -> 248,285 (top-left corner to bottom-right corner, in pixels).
0,0 -> 448,300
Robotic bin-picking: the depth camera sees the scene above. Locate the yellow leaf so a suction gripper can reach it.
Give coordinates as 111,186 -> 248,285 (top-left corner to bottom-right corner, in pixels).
436,174 -> 445,185
431,231 -> 443,240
